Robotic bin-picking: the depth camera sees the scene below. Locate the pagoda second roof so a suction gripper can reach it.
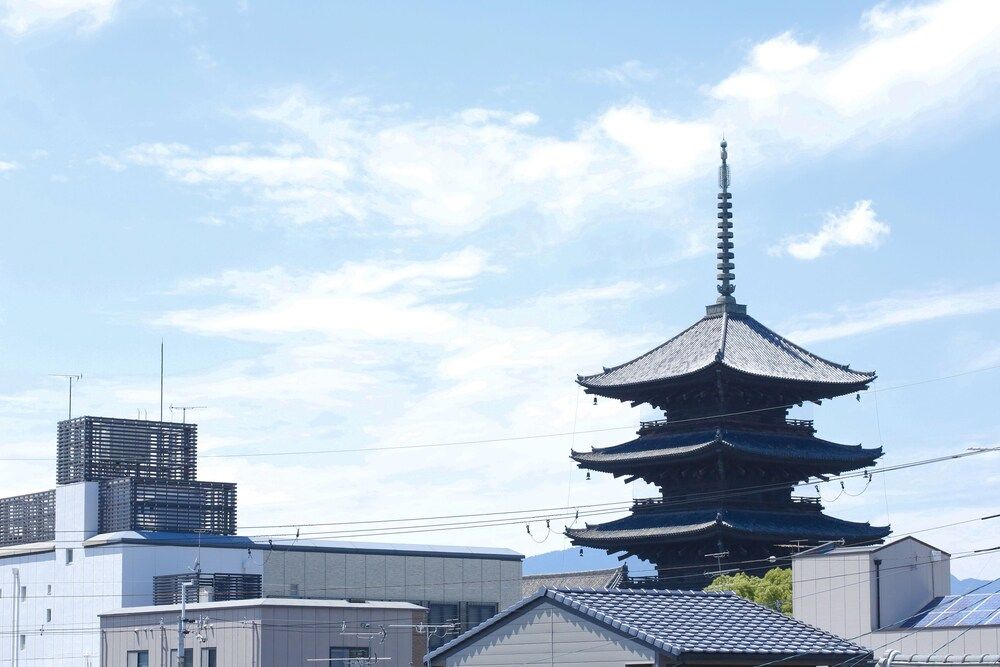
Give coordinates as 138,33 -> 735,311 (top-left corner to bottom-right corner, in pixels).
572,428 -> 882,469
578,310 -> 874,390
566,508 -> 890,544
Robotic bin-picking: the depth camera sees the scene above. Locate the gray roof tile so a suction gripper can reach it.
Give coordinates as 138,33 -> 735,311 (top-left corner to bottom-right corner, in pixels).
579,312 -> 874,389
426,587 -> 871,663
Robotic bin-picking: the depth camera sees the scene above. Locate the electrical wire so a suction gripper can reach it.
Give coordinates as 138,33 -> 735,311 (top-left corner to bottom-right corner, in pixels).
2,364 -> 996,464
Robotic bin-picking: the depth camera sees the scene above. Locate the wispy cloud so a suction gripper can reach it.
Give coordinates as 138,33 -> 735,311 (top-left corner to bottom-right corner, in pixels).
0,0 -> 119,36
773,200 -> 889,260
785,284 -> 1000,343
0,160 -> 19,172
115,0 -> 1000,240
582,60 -> 659,85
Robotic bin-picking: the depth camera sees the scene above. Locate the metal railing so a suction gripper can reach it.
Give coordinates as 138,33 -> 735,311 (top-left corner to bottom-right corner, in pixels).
631,494 -> 822,511
637,417 -> 815,433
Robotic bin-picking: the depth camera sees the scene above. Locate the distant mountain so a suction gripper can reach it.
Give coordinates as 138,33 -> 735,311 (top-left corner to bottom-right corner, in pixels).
525,550 -> 1000,596
951,575 -> 1000,594
523,547 -> 651,575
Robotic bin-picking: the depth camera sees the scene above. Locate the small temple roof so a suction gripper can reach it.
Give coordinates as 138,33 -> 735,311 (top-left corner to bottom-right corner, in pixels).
572,428 -> 882,470
566,508 -> 890,544
578,310 -> 874,391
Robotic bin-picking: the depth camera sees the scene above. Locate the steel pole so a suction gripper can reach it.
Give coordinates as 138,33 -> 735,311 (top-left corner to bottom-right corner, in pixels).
178,581 -> 192,667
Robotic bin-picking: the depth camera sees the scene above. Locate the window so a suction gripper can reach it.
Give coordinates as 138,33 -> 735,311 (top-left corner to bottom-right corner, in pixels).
65,548 -> 74,565
465,603 -> 498,630
329,647 -> 368,666
127,651 -> 149,667
45,608 -> 52,623
428,603 -> 459,650
18,635 -> 25,650
288,583 -> 299,597
47,585 -> 52,595
169,648 -> 193,666
19,586 -> 26,601
200,647 -> 217,667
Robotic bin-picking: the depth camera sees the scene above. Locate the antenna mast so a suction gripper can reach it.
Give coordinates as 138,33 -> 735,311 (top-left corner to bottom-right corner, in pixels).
50,374 -> 83,420
160,341 -> 164,422
169,405 -> 206,424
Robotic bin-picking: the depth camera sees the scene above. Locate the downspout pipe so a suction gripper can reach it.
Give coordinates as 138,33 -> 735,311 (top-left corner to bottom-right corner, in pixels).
874,558 -> 882,630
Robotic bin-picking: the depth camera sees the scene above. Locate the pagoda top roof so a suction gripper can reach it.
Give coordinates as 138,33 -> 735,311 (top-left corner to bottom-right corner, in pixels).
565,507 -> 890,545
578,309 -> 874,392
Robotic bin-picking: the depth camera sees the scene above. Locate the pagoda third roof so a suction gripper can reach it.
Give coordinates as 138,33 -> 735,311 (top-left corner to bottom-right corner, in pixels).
566,508 -> 890,544
572,428 -> 883,467
578,312 -> 874,389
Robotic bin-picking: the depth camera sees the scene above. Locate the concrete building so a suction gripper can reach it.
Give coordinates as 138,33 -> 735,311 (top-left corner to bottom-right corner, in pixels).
99,598 -> 426,667
426,587 -> 873,667
0,416 -> 522,665
792,537 -> 999,662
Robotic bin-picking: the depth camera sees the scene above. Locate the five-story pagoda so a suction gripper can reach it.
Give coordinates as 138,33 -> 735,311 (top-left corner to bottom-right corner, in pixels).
566,141 -> 890,587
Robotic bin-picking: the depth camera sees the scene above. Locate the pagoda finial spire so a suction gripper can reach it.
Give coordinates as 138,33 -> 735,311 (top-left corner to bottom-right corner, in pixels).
706,139 -> 745,316
716,139 -> 735,303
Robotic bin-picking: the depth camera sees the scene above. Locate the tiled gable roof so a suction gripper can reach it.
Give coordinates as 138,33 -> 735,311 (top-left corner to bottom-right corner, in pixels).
578,312 -> 874,389
521,566 -> 625,598
426,587 -> 871,664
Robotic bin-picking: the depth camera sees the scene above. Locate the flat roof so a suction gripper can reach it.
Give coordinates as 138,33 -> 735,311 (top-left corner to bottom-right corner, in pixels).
82,531 -> 522,560
792,536 -> 951,559
101,597 -> 426,617
0,541 -> 55,560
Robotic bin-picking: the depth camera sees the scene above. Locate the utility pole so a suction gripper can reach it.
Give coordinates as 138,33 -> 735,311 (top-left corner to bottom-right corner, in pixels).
49,374 -> 82,420
178,580 -> 192,667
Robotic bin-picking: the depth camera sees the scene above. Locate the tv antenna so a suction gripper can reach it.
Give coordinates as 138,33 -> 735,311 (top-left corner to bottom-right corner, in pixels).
170,405 -> 206,424
49,374 -> 83,419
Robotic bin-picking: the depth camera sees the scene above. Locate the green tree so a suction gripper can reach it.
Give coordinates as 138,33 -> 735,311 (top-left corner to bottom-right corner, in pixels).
705,567 -> 792,614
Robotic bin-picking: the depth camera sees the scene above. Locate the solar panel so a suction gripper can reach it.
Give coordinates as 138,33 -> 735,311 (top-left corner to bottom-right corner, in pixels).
960,610 -> 995,626
899,593 -> 1000,628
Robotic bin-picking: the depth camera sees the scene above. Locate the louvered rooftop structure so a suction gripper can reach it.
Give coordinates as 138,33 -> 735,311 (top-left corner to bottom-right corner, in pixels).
566,141 -> 889,588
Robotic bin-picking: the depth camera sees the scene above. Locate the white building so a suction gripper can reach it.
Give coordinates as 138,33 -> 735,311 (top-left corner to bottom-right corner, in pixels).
792,536 -> 999,663
0,417 -> 522,666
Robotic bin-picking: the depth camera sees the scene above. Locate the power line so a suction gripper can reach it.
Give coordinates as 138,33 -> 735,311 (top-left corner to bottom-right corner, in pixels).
4,363 -> 997,464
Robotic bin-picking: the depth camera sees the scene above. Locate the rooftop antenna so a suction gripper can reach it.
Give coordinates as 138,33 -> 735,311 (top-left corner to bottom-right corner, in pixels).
49,374 -> 83,420
170,405 -> 206,424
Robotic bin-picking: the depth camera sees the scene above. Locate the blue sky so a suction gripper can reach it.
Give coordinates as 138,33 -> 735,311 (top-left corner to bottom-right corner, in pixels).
0,0 -> 997,578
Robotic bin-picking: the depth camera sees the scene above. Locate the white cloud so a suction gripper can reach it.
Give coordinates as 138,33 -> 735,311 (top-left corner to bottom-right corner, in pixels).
112,250 -> 658,553
583,60 -> 659,85
119,0 -> 1000,239
0,0 -> 118,35
784,284 -> 1000,344
774,200 -> 889,260
711,0 -> 1000,152
0,160 -> 19,171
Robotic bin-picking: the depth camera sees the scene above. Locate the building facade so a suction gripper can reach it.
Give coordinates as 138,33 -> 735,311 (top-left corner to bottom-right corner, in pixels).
792,537 -> 999,659
0,416 -> 522,665
567,141 -> 889,587
100,598 -> 427,667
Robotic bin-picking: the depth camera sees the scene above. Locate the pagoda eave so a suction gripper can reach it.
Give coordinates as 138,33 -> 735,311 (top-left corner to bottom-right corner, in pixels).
565,509 -> 890,547
571,429 -> 883,476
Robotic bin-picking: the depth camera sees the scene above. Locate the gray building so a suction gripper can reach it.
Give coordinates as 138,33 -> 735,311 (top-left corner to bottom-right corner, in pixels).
100,598 -> 427,667
427,587 -> 872,667
792,537 -> 999,663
